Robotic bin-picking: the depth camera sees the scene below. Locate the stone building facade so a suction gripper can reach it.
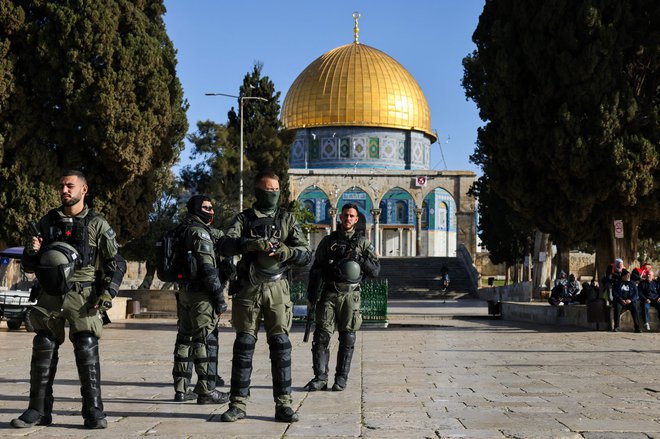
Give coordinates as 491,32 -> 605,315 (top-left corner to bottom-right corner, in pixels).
281,15 -> 476,257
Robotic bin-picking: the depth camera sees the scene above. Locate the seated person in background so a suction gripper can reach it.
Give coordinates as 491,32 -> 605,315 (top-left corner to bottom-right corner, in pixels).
549,282 -> 569,306
566,274 -> 582,304
554,270 -> 568,288
638,269 -> 659,332
611,269 -> 641,333
581,281 -> 598,303
604,258 -> 625,302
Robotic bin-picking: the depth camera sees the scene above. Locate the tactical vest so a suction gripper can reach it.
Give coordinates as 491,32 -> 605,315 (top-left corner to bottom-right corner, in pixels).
242,209 -> 286,285
326,231 -> 362,284
44,209 -> 97,268
244,209 -> 284,241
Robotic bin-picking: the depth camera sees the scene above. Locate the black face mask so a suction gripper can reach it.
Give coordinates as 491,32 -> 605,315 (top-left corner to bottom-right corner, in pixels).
187,195 -> 213,224
254,188 -> 280,213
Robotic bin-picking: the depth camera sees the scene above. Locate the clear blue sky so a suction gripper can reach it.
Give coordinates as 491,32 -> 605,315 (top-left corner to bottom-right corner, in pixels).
163,0 -> 485,174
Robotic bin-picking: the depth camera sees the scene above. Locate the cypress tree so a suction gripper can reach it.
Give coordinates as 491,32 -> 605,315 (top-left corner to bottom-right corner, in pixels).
0,0 -> 188,244
463,0 -> 659,269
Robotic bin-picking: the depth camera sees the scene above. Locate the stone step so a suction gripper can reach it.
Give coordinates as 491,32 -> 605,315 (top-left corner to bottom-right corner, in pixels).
379,257 -> 475,296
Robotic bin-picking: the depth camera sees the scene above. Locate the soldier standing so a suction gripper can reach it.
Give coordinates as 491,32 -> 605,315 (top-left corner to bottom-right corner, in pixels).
12,170 -> 126,429
171,195 -> 229,404
304,203 -> 380,392
217,171 -> 311,423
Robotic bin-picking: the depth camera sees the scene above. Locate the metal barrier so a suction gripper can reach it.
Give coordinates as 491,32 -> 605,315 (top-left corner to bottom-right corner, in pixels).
290,280 -> 389,327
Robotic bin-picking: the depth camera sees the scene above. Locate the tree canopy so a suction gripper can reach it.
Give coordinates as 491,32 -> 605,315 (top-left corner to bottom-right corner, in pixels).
463,0 -> 659,268
469,175 -> 534,266
0,0 -> 188,245
184,63 -> 293,217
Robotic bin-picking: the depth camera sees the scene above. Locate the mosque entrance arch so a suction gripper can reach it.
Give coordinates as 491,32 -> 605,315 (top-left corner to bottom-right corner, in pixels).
422,188 -> 457,256
297,186 -> 332,249
378,187 -> 414,256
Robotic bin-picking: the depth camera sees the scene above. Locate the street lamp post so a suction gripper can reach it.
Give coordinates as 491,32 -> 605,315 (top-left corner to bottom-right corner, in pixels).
205,92 -> 268,211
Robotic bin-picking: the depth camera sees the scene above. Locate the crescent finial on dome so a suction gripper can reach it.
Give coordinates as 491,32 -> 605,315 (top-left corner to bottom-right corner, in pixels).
353,12 -> 361,44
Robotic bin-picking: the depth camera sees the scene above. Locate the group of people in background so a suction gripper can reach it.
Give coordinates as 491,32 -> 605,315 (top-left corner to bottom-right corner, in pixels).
549,271 -> 590,305
549,258 -> 659,333
12,169 -> 380,430
604,259 -> 658,332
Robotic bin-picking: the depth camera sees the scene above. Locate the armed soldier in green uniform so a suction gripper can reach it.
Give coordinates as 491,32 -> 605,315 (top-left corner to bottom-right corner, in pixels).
216,171 -> 311,423
304,203 -> 380,392
12,170 -> 126,429
170,195 -> 229,404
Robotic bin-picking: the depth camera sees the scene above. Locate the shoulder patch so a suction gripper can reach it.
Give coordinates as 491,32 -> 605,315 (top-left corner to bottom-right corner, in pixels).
105,227 -> 116,239
200,231 -> 212,241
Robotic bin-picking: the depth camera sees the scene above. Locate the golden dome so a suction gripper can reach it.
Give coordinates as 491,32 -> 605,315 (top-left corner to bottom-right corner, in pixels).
282,42 -> 436,141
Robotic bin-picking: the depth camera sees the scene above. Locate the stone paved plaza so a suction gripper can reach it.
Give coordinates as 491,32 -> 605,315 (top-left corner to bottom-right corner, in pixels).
0,300 -> 658,438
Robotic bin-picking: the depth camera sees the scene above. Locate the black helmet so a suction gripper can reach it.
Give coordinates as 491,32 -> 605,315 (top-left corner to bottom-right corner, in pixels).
336,259 -> 362,284
35,242 -> 80,295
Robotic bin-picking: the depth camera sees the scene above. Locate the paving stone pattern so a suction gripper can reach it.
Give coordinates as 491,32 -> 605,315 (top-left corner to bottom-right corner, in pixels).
0,300 -> 658,438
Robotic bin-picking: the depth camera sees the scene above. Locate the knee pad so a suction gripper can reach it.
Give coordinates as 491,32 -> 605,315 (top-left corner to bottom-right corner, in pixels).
73,333 -> 99,365
338,331 -> 356,348
33,332 -> 58,351
206,327 -> 218,346
312,330 -> 331,349
267,333 -> 292,352
233,332 -> 256,366
235,332 -> 256,348
73,332 -> 97,349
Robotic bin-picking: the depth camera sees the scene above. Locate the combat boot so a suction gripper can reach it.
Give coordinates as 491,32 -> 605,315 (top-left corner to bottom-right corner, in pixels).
197,389 -> 229,404
173,389 -> 196,402
304,330 -> 330,391
304,378 -> 328,391
275,406 -> 299,422
333,331 -> 356,391
220,406 -> 246,422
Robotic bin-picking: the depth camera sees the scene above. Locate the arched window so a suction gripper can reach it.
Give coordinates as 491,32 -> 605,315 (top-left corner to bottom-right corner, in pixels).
438,202 -> 448,230
421,201 -> 429,230
394,200 -> 407,224
303,199 -> 315,221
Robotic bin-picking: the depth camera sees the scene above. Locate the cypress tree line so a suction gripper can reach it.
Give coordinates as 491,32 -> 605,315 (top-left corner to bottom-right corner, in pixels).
184,63 -> 294,217
0,0 -> 188,244
463,0 -> 659,270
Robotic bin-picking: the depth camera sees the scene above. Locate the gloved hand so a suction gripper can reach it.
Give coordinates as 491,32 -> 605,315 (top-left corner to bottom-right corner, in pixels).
243,238 -> 270,253
272,242 -> 291,262
350,252 -> 365,266
213,294 -> 228,315
94,291 -> 113,312
307,292 -> 318,306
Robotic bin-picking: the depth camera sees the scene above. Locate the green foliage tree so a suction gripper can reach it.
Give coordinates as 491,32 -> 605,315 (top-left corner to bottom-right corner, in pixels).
120,171 -> 183,263
0,0 -> 188,245
227,63 -> 294,204
469,175 -> 534,267
463,0 -> 659,272
185,62 -> 293,216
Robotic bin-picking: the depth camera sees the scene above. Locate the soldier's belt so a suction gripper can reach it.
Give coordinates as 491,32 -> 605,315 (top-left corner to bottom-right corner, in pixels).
329,282 -> 360,294
248,264 -> 284,286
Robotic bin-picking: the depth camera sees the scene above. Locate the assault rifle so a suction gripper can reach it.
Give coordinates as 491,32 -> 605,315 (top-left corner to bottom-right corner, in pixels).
304,268 -> 324,343
303,302 -> 315,343
28,221 -> 42,238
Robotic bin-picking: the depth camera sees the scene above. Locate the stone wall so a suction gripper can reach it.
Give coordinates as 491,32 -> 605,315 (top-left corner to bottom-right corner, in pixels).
569,252 -> 596,280
476,282 -> 532,302
473,251 -> 597,281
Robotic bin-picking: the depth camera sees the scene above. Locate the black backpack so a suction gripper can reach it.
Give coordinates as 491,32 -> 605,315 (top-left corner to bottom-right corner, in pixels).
156,224 -> 195,283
